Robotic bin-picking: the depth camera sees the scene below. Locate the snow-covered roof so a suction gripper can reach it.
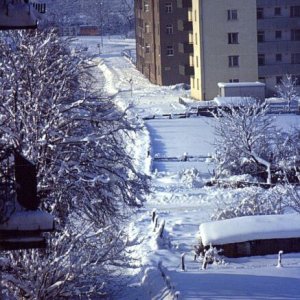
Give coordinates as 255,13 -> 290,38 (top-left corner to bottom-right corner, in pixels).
0,211 -> 54,231
199,214 -> 300,247
218,82 -> 265,88
213,96 -> 257,107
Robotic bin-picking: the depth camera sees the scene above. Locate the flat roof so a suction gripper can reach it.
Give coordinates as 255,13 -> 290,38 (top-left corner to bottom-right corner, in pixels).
218,82 -> 266,88
199,214 -> 300,246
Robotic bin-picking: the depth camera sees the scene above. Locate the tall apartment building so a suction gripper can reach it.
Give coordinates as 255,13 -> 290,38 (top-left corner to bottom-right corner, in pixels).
190,0 -> 300,100
257,0 -> 300,96
135,0 -> 192,85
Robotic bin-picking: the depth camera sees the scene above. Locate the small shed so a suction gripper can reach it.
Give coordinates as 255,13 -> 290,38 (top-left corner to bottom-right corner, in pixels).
199,214 -> 300,258
218,82 -> 265,100
79,26 -> 100,36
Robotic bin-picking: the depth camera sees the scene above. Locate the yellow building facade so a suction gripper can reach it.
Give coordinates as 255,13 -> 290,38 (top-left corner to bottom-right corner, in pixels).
191,0 -> 259,100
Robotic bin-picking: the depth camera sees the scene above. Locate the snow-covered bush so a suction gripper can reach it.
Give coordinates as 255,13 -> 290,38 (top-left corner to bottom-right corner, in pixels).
280,184 -> 300,214
276,74 -> 299,112
3,221 -> 127,299
179,168 -> 204,188
211,187 -> 283,221
201,245 -> 224,270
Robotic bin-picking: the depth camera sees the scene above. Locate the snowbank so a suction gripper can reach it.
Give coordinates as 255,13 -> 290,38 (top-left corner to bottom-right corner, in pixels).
199,214 -> 300,246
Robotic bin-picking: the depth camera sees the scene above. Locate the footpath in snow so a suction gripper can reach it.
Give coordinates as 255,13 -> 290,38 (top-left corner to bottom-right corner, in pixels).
76,36 -> 300,300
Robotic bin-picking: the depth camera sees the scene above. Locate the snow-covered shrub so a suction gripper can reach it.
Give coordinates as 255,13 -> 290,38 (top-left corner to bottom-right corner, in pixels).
201,245 -> 224,270
280,184 -> 300,213
211,186 -> 284,221
179,168 -> 204,188
3,222 -> 127,299
276,74 -> 299,112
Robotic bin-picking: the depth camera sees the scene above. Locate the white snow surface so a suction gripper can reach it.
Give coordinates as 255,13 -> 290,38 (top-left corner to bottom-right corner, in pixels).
75,36 -> 300,300
200,214 -> 300,246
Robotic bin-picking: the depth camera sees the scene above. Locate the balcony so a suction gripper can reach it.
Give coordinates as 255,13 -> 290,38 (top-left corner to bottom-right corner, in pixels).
178,42 -> 193,54
178,20 -> 193,32
179,64 -> 194,76
177,0 -> 192,9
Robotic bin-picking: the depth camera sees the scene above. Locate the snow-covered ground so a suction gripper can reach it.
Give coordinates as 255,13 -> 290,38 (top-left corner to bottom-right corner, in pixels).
76,36 -> 300,299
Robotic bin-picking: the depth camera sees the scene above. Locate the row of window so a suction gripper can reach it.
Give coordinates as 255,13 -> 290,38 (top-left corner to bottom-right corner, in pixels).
257,6 -> 300,19
139,1 -> 173,13
142,23 -> 174,35
259,75 -> 300,86
143,44 -> 175,56
258,53 -> 300,65
140,4 -> 300,19
227,29 -> 300,46
258,29 -> 300,42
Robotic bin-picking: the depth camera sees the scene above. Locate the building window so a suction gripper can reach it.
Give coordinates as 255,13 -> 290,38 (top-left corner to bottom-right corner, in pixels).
196,56 -> 199,68
227,9 -> 238,20
276,53 -> 282,62
258,54 -> 265,66
144,1 -> 149,12
274,7 -> 281,16
166,46 -> 174,56
276,76 -> 282,85
145,43 -> 150,53
195,32 -> 198,45
197,78 -> 199,90
290,6 -> 300,17
145,23 -> 150,33
229,79 -> 239,83
257,31 -> 265,43
275,30 -> 282,39
228,32 -> 239,44
228,55 -> 239,67
291,29 -> 300,41
291,53 -> 300,64
166,24 -> 173,35
194,10 -> 197,22
165,3 -> 172,13
138,18 -> 143,28
257,8 -> 264,19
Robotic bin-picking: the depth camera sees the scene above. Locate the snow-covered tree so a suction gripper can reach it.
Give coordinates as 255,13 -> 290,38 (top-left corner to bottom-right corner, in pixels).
276,74 -> 299,112
213,100 -> 276,184
45,0 -> 135,35
3,221 -> 128,299
0,29 -> 149,297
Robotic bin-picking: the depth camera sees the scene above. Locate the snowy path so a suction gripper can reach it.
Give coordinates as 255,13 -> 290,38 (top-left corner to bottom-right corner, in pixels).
77,36 -> 300,300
